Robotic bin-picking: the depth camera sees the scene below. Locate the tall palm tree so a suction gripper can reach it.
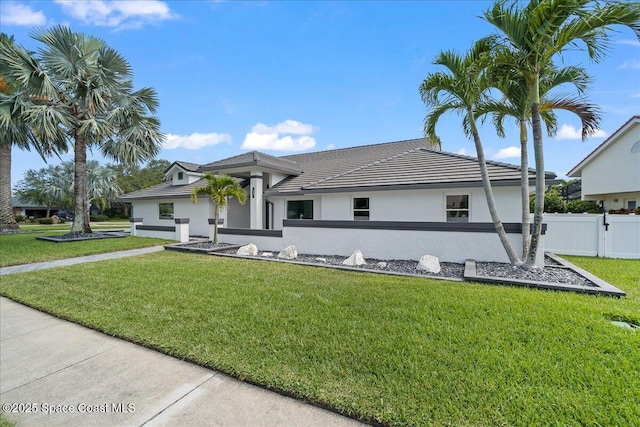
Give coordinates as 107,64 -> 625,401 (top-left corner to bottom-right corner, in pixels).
419,37 -> 523,266
483,0 -> 640,267
0,26 -> 164,234
479,62 -> 600,260
192,173 -> 247,245
0,33 -> 67,231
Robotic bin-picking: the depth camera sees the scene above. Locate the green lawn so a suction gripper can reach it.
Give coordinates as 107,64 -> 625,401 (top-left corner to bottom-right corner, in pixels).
1,252 -> 638,426
0,233 -> 171,267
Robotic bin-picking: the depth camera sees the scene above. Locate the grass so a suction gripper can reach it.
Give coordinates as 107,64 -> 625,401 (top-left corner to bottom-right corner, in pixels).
17,221 -> 129,231
1,252 -> 638,426
0,414 -> 16,427
0,233 -> 171,267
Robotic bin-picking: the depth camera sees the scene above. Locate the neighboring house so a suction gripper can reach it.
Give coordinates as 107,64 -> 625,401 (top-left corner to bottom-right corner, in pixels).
11,197 -> 61,218
120,138 -> 555,264
567,115 -> 640,211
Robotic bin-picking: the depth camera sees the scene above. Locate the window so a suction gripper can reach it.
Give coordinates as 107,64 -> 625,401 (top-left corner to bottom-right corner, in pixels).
353,197 -> 370,220
177,172 -> 184,180
159,203 -> 174,220
626,199 -> 637,210
287,200 -> 313,219
446,195 -> 469,222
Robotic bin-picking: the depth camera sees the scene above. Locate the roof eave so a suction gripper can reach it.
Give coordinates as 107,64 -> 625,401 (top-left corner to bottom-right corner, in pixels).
265,179 -> 527,196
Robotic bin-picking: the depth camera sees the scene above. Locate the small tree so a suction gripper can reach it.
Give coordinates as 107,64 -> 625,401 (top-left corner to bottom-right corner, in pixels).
191,173 -> 247,244
13,165 -> 66,217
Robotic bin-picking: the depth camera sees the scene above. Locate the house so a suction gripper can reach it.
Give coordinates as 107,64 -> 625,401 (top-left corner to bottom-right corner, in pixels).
120,138 -> 555,264
567,115 -> 640,211
11,197 -> 61,218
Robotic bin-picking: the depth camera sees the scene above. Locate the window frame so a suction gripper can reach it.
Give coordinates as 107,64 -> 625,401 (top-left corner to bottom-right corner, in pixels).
286,200 -> 314,220
177,172 -> 184,180
353,197 -> 370,221
445,194 -> 470,223
159,202 -> 174,220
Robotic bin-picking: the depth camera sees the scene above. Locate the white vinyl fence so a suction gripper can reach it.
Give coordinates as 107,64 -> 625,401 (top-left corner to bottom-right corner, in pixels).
544,214 -> 640,259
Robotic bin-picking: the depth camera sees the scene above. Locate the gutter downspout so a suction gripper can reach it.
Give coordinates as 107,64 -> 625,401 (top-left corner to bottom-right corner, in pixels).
266,199 -> 274,230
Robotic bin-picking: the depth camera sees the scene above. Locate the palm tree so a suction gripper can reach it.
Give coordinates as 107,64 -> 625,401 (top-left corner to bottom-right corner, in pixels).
483,0 -> 640,268
47,161 -> 122,214
479,62 -> 600,260
0,33 -> 67,231
419,37 -> 523,266
191,173 -> 247,245
0,26 -> 164,235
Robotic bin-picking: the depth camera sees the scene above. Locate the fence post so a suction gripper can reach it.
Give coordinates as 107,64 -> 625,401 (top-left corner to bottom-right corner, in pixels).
130,217 -> 142,237
175,218 -> 190,243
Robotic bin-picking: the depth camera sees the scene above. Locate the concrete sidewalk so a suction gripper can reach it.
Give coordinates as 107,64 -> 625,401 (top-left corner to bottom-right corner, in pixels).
0,297 -> 366,427
0,246 -> 166,276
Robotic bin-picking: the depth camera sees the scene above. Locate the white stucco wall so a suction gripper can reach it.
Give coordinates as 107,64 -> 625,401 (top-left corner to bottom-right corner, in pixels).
227,188 -> 250,228
217,226 -> 539,265
266,186 -> 523,229
581,122 -> 640,199
132,197 -> 213,237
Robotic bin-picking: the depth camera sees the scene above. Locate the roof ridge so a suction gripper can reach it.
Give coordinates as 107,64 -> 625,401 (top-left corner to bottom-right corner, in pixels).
302,147 -> 424,189
283,137 -> 430,160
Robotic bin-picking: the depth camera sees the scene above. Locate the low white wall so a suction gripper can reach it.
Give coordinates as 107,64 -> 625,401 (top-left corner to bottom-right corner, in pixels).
219,223 -> 538,265
136,228 -> 175,241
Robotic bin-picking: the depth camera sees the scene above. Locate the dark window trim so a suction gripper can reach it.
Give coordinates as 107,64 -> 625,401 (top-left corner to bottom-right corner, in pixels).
283,220 -> 546,235
218,228 -> 283,237
136,225 -> 175,232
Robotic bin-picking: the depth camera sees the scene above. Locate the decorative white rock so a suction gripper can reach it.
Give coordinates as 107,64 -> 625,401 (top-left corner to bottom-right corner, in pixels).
277,245 -> 298,260
343,250 -> 367,266
315,257 -> 327,262
261,252 -> 274,257
416,255 -> 441,273
237,243 -> 258,256
376,262 -> 388,268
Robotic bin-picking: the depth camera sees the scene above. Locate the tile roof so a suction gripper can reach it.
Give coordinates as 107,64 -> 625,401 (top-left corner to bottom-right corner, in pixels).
121,137 -> 556,200
200,151 -> 302,175
118,179 -> 207,200
174,161 -> 201,172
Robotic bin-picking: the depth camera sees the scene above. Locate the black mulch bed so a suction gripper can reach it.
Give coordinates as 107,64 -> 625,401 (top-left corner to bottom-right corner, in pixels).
165,242 -> 626,296
36,232 -> 127,242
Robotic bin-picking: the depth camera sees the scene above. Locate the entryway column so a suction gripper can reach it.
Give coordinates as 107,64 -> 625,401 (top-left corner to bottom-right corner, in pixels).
250,171 -> 263,229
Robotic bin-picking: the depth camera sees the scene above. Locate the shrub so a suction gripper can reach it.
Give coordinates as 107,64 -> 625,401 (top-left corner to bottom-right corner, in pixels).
59,218 -> 65,224
90,214 -> 110,222
609,208 -> 640,215
566,200 -> 603,214
14,215 -> 25,222
37,218 -> 54,225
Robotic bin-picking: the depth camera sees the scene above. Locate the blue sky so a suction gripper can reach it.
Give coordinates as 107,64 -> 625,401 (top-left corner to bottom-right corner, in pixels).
2,0 -> 639,187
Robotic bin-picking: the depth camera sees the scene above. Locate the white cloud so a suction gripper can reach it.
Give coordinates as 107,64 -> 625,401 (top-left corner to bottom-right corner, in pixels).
54,0 -> 175,29
241,120 -> 317,151
251,119 -> 315,135
556,124 -> 608,140
457,148 -> 468,156
620,59 -> 640,70
617,39 -> 640,47
0,2 -> 47,26
164,132 -> 231,150
493,146 -> 521,159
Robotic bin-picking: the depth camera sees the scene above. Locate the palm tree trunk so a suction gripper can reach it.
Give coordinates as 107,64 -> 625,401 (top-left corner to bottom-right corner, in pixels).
526,100 -> 545,268
0,142 -> 19,231
213,204 -> 219,245
519,121 -> 531,260
469,109 -> 522,266
70,134 -> 92,234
